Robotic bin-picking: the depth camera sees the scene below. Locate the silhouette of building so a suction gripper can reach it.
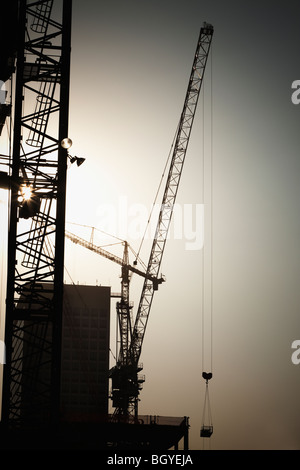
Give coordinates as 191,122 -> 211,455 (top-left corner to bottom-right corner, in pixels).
61,284 -> 110,420
8,283 -> 110,427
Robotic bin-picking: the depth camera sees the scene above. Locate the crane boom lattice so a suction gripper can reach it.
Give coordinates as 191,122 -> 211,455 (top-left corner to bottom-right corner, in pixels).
130,23 -> 214,364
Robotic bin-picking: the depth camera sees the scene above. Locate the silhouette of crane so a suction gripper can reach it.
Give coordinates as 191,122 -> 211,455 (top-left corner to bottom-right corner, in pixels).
110,22 -> 214,421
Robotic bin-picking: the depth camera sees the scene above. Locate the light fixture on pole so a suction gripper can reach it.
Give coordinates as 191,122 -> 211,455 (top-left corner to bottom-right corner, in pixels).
69,155 -> 86,167
61,137 -> 73,150
61,138 -> 86,167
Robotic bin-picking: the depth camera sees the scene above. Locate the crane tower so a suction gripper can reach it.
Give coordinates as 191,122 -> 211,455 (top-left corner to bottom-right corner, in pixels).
1,0 -> 72,432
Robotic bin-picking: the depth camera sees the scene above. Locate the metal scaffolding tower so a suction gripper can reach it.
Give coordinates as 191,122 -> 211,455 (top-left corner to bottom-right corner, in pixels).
1,0 -> 72,431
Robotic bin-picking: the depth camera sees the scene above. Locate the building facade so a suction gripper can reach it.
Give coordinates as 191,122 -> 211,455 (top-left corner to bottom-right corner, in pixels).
61,284 -> 111,420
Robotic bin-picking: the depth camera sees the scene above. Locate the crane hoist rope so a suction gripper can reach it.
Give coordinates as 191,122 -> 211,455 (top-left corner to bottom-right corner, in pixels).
201,43 -> 214,375
200,38 -> 214,440
135,120 -> 180,264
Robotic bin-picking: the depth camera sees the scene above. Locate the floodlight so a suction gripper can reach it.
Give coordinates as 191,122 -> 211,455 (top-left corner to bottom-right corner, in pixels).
61,137 -> 73,149
75,157 -> 85,167
68,155 -> 85,167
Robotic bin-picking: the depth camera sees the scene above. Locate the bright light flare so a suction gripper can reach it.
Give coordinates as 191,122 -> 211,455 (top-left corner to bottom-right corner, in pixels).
19,185 -> 33,202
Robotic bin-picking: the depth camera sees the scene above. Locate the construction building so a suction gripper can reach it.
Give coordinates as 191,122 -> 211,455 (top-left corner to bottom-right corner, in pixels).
61,284 -> 111,420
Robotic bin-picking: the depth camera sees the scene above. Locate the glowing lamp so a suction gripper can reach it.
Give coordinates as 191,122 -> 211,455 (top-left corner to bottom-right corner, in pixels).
22,185 -> 32,201
18,184 -> 32,202
18,185 -> 41,219
61,138 -> 73,149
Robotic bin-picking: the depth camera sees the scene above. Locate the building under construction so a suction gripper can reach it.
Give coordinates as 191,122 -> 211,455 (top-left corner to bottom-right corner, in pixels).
0,0 -> 213,449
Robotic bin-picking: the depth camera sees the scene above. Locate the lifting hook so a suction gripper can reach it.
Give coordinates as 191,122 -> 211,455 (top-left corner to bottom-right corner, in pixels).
202,371 -> 212,384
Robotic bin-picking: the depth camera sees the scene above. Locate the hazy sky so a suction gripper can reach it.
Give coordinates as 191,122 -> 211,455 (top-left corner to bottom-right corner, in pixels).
1,0 -> 300,450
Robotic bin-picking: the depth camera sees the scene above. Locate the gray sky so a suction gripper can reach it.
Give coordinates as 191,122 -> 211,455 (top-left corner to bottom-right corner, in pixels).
1,0 -> 300,450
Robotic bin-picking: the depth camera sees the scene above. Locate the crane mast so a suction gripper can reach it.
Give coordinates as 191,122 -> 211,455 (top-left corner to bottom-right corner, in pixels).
112,22 -> 214,420
117,242 -> 132,366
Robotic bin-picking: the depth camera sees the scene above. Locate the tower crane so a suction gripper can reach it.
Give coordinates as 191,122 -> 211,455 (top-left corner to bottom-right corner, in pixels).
65,230 -> 164,290
1,0 -> 73,431
64,229 -> 164,379
110,22 -> 214,420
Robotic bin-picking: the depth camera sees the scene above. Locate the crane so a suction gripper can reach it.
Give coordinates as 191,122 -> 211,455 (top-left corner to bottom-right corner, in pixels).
110,22 -> 214,420
1,0 -> 73,431
65,230 -> 164,289
64,229 -> 164,376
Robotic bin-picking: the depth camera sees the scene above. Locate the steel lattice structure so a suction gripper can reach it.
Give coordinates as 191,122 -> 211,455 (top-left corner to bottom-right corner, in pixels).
2,0 -> 72,430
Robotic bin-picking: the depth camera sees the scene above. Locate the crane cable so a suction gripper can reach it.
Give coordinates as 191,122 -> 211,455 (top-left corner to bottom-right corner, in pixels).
201,42 -> 214,439
135,121 -> 180,264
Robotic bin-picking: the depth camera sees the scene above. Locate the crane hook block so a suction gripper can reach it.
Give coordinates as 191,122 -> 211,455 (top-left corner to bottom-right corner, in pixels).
202,372 -> 212,382
200,425 -> 213,438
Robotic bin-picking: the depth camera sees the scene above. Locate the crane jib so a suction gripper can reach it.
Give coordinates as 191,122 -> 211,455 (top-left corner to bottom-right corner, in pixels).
130,22 -> 214,364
